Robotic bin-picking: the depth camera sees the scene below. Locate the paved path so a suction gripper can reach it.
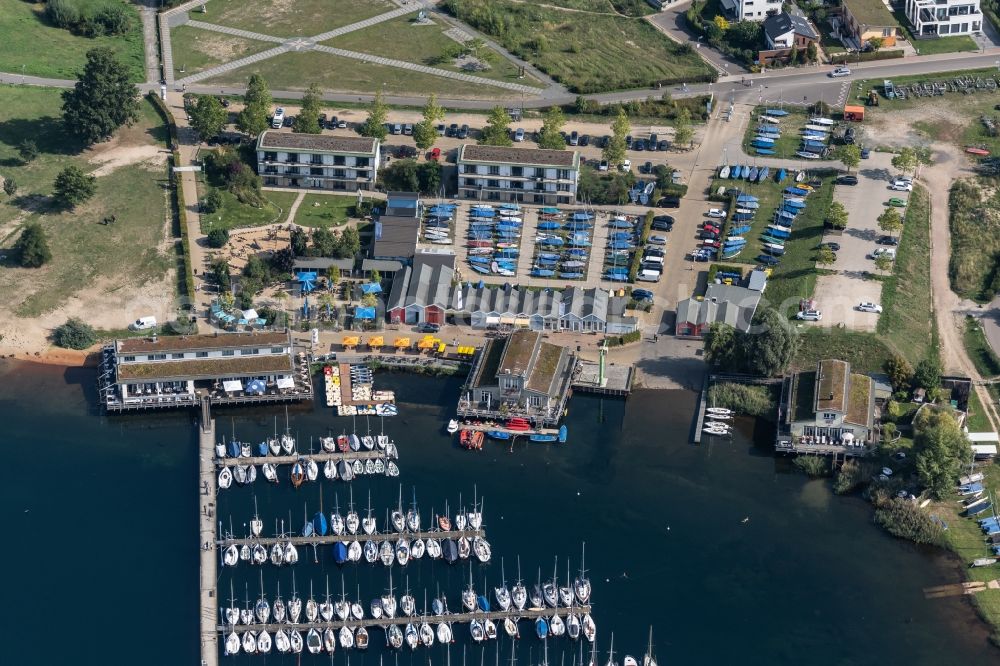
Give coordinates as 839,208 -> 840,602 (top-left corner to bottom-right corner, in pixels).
645,1 -> 748,76
139,6 -> 161,84
177,45 -> 292,85
184,19 -> 287,43
283,191 -> 307,225
310,4 -> 420,42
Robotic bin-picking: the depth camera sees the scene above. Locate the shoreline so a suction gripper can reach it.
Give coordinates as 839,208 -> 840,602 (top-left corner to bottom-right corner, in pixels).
0,347 -> 96,369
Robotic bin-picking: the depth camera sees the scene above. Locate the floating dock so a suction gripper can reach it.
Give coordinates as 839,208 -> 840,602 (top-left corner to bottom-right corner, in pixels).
199,412 -> 220,666
215,450 -> 389,468
217,603 -> 593,634
457,423 -> 562,438
217,528 -> 486,548
692,373 -> 709,444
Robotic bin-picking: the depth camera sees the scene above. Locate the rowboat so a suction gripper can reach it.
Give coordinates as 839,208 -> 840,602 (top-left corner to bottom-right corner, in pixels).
765,109 -> 789,117
719,165 -> 731,178
796,151 -> 821,160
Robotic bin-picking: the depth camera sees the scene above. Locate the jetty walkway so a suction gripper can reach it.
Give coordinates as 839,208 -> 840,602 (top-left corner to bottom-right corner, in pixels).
217,528 -> 486,547
199,413 -> 220,666
215,449 -> 389,467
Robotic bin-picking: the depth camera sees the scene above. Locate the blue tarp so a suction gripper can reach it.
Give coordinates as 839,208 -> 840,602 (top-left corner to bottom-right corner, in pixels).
354,306 -> 376,320
360,283 -> 382,294
245,379 -> 266,395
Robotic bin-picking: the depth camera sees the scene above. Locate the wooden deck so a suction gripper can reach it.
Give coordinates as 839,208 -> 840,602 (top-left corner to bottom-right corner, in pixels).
199,415 -> 220,666
215,449 -> 389,468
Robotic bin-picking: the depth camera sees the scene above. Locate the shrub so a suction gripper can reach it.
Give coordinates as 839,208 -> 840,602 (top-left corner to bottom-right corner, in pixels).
793,455 -> 830,477
52,318 -> 97,350
706,383 -> 774,417
45,0 -> 81,29
14,223 -> 52,267
603,330 -> 642,347
53,165 -> 97,208
18,139 -> 38,163
206,227 -> 229,248
3,177 -> 17,197
833,459 -> 864,495
202,188 -> 223,214
46,0 -> 132,37
872,494 -> 945,546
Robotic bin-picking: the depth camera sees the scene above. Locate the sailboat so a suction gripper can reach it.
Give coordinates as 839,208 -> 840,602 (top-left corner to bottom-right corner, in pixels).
607,634 -> 618,666
575,543 -> 592,604
262,462 -> 277,483
306,628 -> 323,654
543,557 -> 559,608
218,466 -> 233,489
495,558 -> 512,610
305,580 -> 319,623
582,614 -> 597,642
559,559 -> 574,606
363,490 -> 377,534
346,487 -> 360,535
250,498 -> 263,537
288,572 -> 302,623
382,570 -> 398,619
513,556 -> 528,610
642,628 -> 657,666
290,460 -> 305,488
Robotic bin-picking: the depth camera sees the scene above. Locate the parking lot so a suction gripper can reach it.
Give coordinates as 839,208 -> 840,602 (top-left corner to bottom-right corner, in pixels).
813,150 -> 908,330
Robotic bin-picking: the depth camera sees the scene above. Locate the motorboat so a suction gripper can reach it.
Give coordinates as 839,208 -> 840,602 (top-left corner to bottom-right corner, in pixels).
484,618 -> 498,640
257,630 -> 272,654
707,407 -> 734,415
355,626 -> 369,650
223,544 -> 238,566
470,619 -> 486,643
504,616 -> 519,638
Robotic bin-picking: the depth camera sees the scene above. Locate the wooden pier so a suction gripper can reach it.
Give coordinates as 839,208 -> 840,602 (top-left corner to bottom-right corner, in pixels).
199,412 -> 220,666
216,604 -> 593,634
215,449 -> 389,468
692,373 -> 709,444
217,528 -> 485,548
457,423 -> 561,438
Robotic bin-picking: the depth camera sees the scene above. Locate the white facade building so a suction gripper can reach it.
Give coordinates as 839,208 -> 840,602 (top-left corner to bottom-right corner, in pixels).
456,144 -> 580,205
256,131 -> 380,191
904,0 -> 981,36
719,0 -> 783,21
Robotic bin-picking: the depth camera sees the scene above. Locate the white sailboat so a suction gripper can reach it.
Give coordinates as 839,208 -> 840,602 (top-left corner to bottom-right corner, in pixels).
642,628 -> 657,666
218,466 -> 233,489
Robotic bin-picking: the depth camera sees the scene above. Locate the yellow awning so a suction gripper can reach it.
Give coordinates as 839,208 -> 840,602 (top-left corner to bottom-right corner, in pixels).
436,343 -> 447,353
342,336 -> 360,347
457,346 -> 476,355
394,337 -> 411,348
417,337 -> 436,349
368,336 -> 384,347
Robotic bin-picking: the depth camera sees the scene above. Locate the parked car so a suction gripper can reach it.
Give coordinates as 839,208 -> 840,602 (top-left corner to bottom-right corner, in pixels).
648,133 -> 658,151
418,323 -> 440,333
403,124 -> 413,136
707,208 -> 726,218
569,130 -> 579,146
458,124 -> 469,139
647,235 -> 667,245
625,135 -> 633,148
860,146 -> 870,159
437,123 -> 446,136
514,127 -> 525,142
640,161 -> 653,174
634,139 -> 646,151
644,247 -> 664,257
857,302 -> 883,313
283,115 -> 295,128
657,140 -> 669,151
837,175 -> 858,185
337,118 -> 347,129
820,242 -> 841,252
887,197 -> 907,207
271,107 -> 285,129
658,196 -> 680,208
699,230 -> 718,240
869,247 -> 897,259
653,215 -> 675,226
391,123 -> 402,135
327,116 -> 339,129
796,310 -> 823,321
620,159 -> 632,172
599,135 -> 610,148
632,289 -> 654,302
218,97 -> 230,108
446,123 -> 458,137
890,181 -> 912,191
829,66 -> 851,78
598,160 -> 609,172
877,235 -> 899,246
843,127 -> 856,144
579,134 -> 590,146
318,113 -> 327,126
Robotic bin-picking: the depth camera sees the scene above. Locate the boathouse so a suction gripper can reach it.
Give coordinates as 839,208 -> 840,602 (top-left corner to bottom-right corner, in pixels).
98,331 -> 313,412
386,255 -> 455,325
775,359 -> 876,456
457,330 -> 576,427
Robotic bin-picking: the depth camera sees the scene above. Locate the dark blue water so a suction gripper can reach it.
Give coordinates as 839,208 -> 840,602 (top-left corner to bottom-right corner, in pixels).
0,362 -> 994,665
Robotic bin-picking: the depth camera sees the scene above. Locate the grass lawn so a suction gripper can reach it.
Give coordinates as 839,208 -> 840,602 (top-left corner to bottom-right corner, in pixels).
541,0 -> 654,14
330,15 -> 544,89
442,0 -> 714,93
0,1 -> 144,81
710,172 -> 834,316
205,50 -> 514,98
196,0 -> 393,37
877,185 -> 933,364
169,24 -> 275,80
965,387 -> 993,432
949,178 -> 1000,301
0,87 -> 173,316
291,194 -> 354,228
964,316 -> 1000,378
911,35 -> 979,55
742,107 -> 833,161
196,178 -> 298,233
792,327 -> 894,373
927,460 -> 1000,641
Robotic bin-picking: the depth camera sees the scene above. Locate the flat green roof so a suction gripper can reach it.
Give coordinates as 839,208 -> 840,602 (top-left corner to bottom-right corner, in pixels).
843,0 -> 898,28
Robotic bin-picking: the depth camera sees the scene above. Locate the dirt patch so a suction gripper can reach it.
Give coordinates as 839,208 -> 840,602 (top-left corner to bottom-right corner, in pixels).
866,102 -> 963,149
243,0 -> 300,26
191,33 -> 265,62
88,145 -> 169,178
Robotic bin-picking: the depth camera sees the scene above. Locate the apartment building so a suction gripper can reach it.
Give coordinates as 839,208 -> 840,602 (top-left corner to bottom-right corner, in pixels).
905,0 -> 981,36
456,144 -> 580,206
256,131 -> 380,191
719,0 -> 783,21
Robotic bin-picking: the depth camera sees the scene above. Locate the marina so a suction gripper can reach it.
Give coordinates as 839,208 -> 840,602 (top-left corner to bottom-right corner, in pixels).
216,528 -> 487,548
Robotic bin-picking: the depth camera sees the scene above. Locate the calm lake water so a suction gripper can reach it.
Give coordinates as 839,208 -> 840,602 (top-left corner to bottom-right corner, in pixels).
0,362 -> 994,666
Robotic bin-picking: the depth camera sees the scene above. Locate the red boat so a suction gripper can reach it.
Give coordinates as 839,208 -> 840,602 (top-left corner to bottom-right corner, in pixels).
506,418 -> 531,432
337,435 -> 350,452
967,147 -> 990,156
459,430 -> 484,450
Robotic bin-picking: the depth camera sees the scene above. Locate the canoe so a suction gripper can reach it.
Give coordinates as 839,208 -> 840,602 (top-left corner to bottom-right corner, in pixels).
760,115 -> 781,124
809,117 -> 834,126
719,165 -> 731,178
753,136 -> 774,145
748,167 -> 759,181
537,221 -> 561,230
530,269 -> 555,277
785,187 -> 810,196
765,109 -> 789,117
757,126 -> 780,135
731,165 -> 742,179
737,194 -> 758,202
757,166 -> 770,182
967,147 -> 991,156
756,149 -> 776,155
776,168 -> 786,182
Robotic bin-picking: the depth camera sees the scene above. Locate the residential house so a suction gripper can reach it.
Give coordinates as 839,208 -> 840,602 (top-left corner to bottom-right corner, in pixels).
775,359 -> 876,455
904,0 -> 982,37
840,0 -> 901,48
759,11 -> 820,65
457,145 -> 580,205
719,0 -> 783,21
457,330 -> 576,426
99,331 -> 312,412
371,192 -> 422,262
674,283 -> 761,338
256,131 -> 380,191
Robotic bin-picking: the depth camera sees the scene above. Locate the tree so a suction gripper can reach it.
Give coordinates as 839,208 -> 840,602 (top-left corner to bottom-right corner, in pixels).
290,228 -> 309,256
14,223 -> 51,267
789,43 -> 800,65
885,353 -> 915,391
603,108 -> 629,169
206,227 -> 230,248
868,36 -> 884,53
914,356 -> 942,390
311,227 -> 338,257
52,318 -> 96,350
371,269 -> 382,284
914,147 -> 933,175
361,292 -> 378,309
236,74 -> 272,137
3,177 -> 17,197
360,91 -> 388,140
874,254 -> 894,272
294,83 -> 323,134
53,165 -> 96,208
878,207 -> 903,237
189,95 -> 228,142
816,246 -> 837,266
202,187 -> 223,214
913,408 -> 972,498
673,109 -> 693,149
537,107 -> 567,150
61,47 -> 139,146
834,144 -> 861,173
414,94 -> 444,151
18,139 -> 38,163
806,42 -> 818,63
270,246 -> 296,273
210,257 -> 231,288
479,106 -> 513,146
329,265 -> 341,286
891,147 -> 918,175
740,307 -> 798,377
704,322 -> 738,369
336,226 -> 361,258
825,200 -> 849,229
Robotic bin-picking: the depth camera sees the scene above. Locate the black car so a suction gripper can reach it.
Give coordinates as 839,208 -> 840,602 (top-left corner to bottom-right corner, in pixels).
650,221 -> 672,232
693,253 -> 710,263
648,133 -> 658,151
579,134 -> 590,146
632,289 -> 654,301
878,235 -> 899,246
327,116 -> 339,129
283,115 -> 295,127
640,161 -> 653,174
396,145 -> 417,158
699,231 -> 718,240
599,135 -> 610,148
446,123 -> 458,137
625,135 -> 633,148
418,323 -> 440,333
634,139 -> 646,151
657,140 -> 669,151
319,113 -> 327,126
457,124 -> 469,139
657,196 -> 681,208
820,242 -> 841,252
837,175 -> 858,185
844,128 -> 856,144
644,249 -> 664,258
653,215 -> 675,225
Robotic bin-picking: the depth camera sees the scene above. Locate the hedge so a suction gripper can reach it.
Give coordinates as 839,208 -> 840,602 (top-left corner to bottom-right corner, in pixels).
830,50 -> 904,64
604,330 -> 642,347
145,93 -> 197,309
707,263 -> 745,283
628,210 -> 656,282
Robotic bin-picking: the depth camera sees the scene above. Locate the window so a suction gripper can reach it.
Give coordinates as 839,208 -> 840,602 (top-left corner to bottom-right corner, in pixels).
822,412 -> 836,420
333,169 -> 346,178
311,155 -> 323,164
271,347 -> 284,353
264,152 -> 277,161
558,169 -> 572,180
149,354 -> 167,361
512,166 -> 523,177
222,349 -> 235,356
310,167 -> 323,176
264,177 -> 277,186
196,351 -> 209,358
287,166 -> 300,175
487,179 -> 499,188
488,165 -> 500,175
357,157 -> 370,167
463,165 -> 475,174
240,348 -> 261,355
171,353 -> 185,359
122,355 -> 135,362
286,152 -> 298,163
334,155 -> 345,166
528,395 -> 544,408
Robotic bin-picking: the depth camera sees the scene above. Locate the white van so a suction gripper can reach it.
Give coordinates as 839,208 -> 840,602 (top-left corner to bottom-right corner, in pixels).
637,272 -> 660,282
271,107 -> 285,129
642,255 -> 664,265
130,316 -> 157,331
640,268 -> 661,278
